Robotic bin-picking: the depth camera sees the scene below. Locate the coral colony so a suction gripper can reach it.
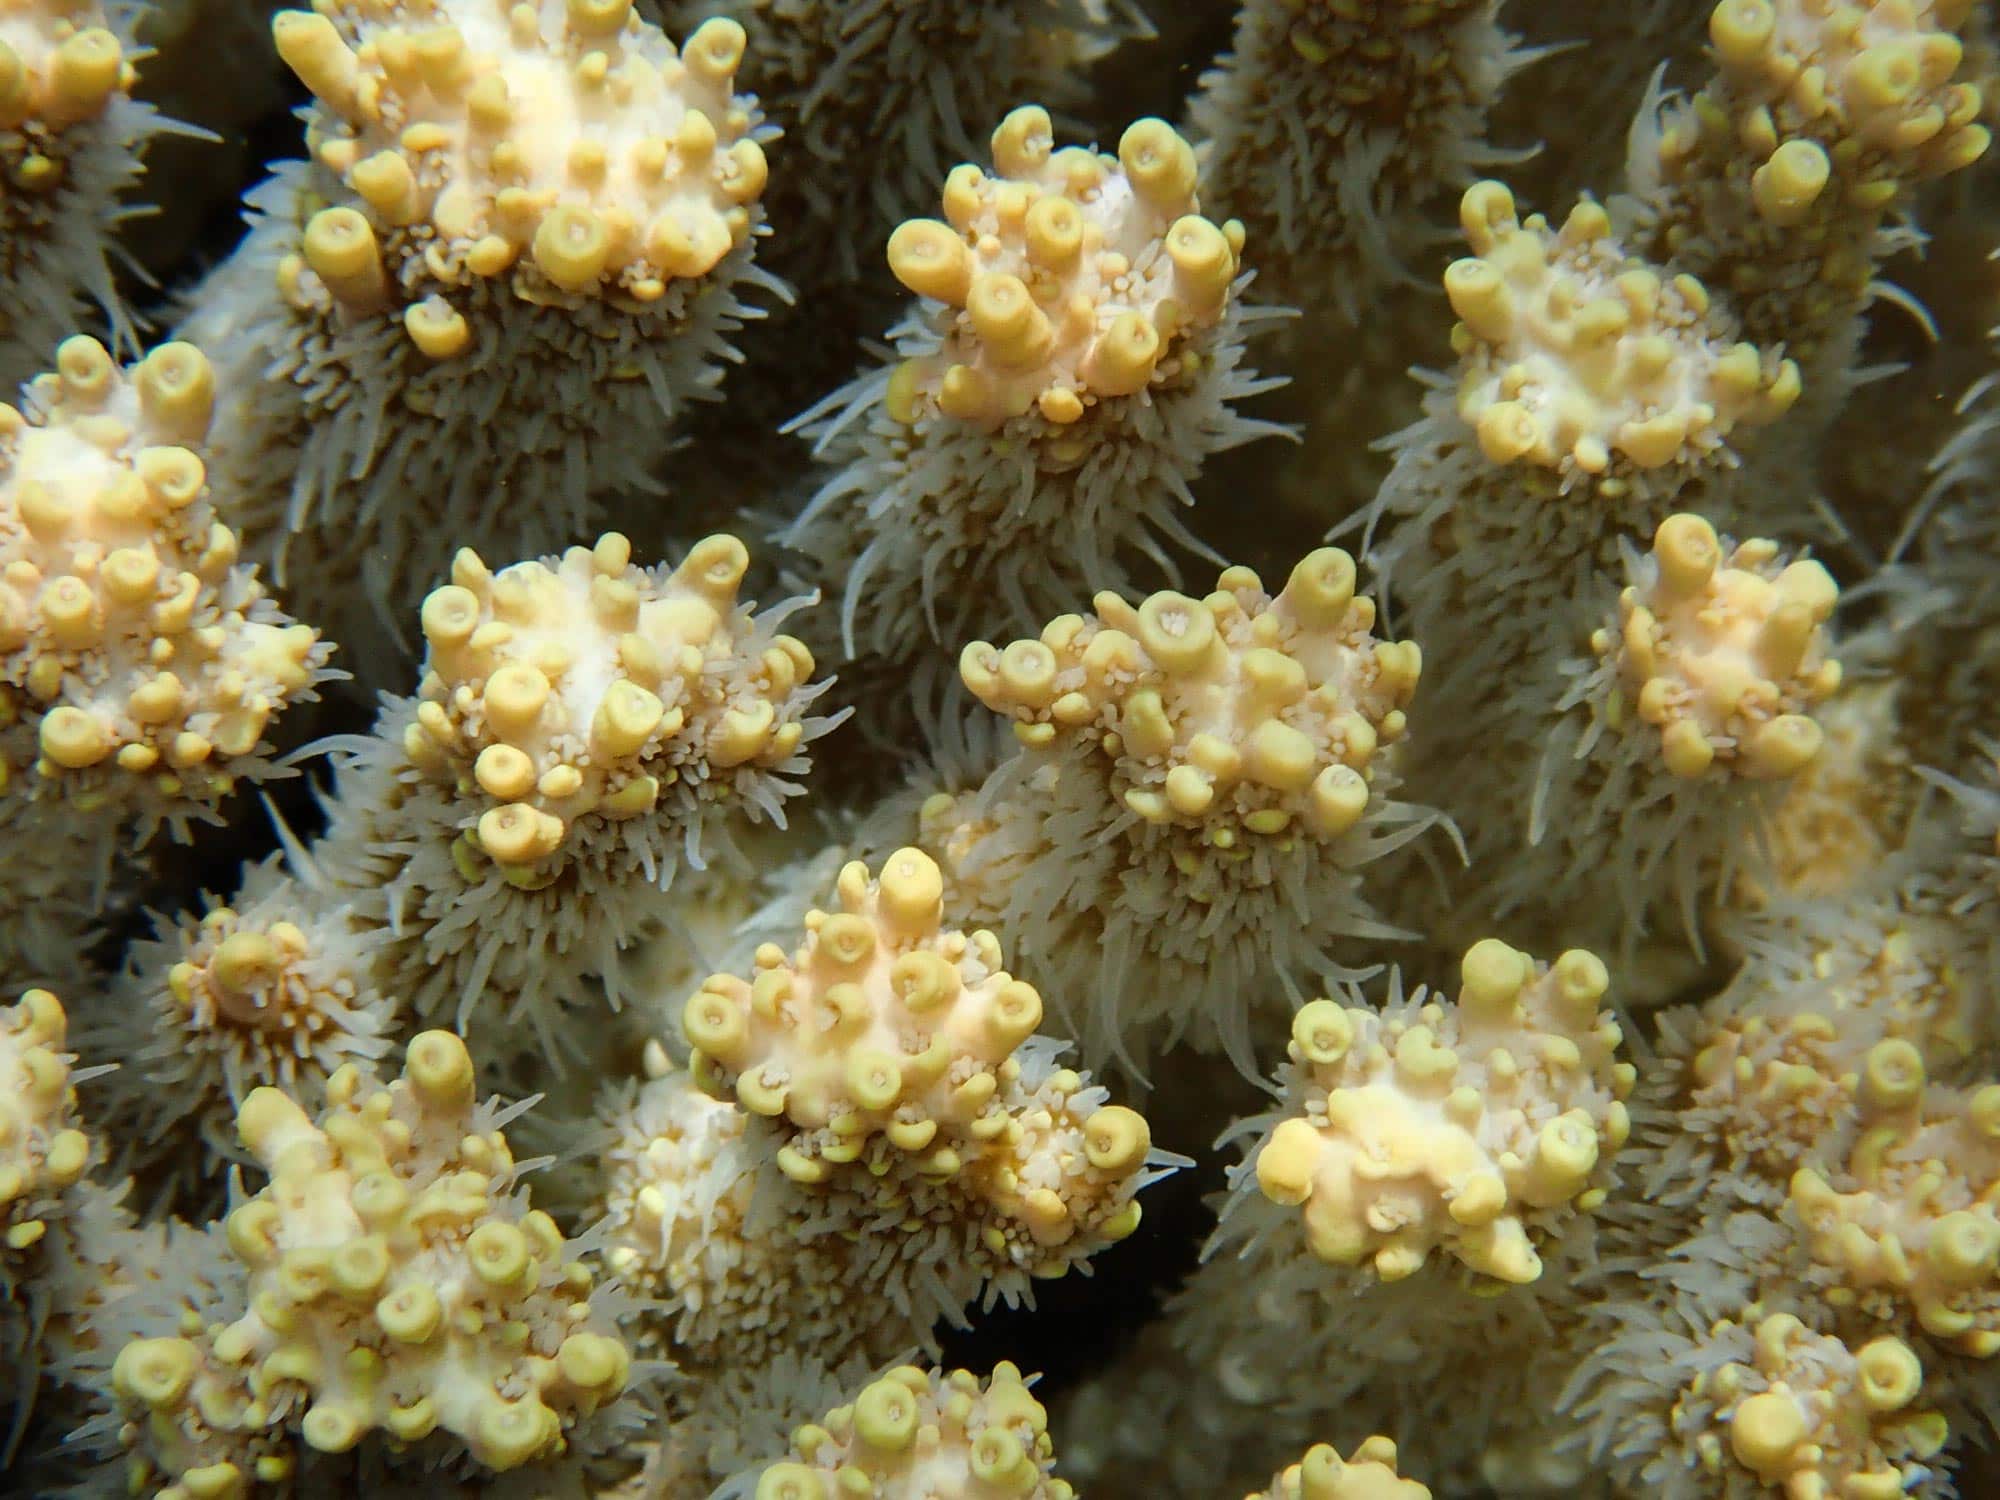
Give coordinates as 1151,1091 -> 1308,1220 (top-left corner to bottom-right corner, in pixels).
13,0 -> 2000,1496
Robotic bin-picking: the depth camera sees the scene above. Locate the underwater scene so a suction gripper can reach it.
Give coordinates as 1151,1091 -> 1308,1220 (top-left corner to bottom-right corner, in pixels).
5,0 -> 2000,1495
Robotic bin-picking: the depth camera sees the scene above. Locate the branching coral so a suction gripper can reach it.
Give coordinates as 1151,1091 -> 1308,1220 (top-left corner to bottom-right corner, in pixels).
1187,0 -> 1534,321
0,335 -> 334,843
1564,934 -> 2000,1478
672,848 -> 1175,1357
1491,514 -> 1845,948
624,1346 -> 871,1499
1078,940 -> 1634,1495
1633,885 -> 1985,1223
0,985 -> 120,1462
786,104 -> 1286,694
1643,1005 -> 1924,1227
687,848 -> 1166,1277
721,1361 -> 1074,1500
1787,1061 -> 2000,1359
14,4 -> 2000,1497
87,846 -> 398,1217
1366,182 -> 1801,739
1597,1310 -> 1952,1499
1625,0 -> 1990,406
950,547 -> 1430,1071
1229,939 -> 1633,1287
310,531 -> 831,1053
182,2 -> 782,650
403,532 -> 817,876
1355,183 -> 1811,959
1747,679 -> 1922,906
104,1031 -> 647,1496
0,0 -> 184,390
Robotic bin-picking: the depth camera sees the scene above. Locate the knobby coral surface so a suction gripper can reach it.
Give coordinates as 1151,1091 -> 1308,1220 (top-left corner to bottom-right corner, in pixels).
7,1 -> 2000,1497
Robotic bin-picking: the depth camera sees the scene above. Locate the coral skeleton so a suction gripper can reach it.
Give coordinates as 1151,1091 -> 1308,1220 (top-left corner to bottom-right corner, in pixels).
182,1 -> 783,649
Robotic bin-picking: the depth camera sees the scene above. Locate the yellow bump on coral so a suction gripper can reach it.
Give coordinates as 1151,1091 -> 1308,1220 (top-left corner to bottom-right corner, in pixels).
1594,514 -> 1842,782
275,3 -> 768,322
402,532 -> 820,875
1667,1314 -> 1948,1499
0,3 -> 133,133
110,1031 -> 638,1491
960,548 -> 1419,843
885,105 -> 1243,430
1446,182 -> 1800,487
1246,940 -> 1632,1285
1787,1046 -> 2000,1357
1247,1435 -> 1432,1500
0,988 -> 92,1265
0,336 -> 332,836
688,847 -> 1045,1146
745,1362 -> 1075,1500
1699,0 -> 1988,189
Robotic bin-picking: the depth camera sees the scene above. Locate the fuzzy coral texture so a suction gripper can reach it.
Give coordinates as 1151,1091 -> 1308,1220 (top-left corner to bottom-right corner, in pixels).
11,0 -> 2000,1497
